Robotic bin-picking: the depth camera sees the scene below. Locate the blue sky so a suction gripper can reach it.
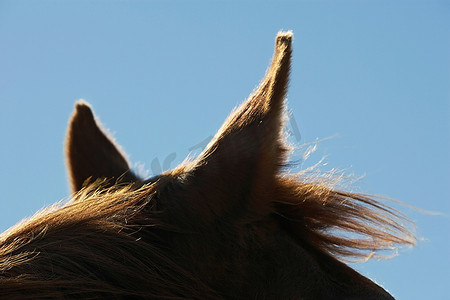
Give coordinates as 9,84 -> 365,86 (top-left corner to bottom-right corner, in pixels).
0,1 -> 448,298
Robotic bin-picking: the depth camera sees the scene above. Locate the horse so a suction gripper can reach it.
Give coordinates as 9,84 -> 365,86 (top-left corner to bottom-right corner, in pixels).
0,32 -> 415,299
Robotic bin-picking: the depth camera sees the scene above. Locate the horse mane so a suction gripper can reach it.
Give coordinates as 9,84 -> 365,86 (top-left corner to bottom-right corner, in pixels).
0,180 -> 220,299
274,173 -> 415,260
0,166 -> 415,298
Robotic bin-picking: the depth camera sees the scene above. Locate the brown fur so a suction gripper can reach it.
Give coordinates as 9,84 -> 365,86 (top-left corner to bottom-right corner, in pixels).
0,32 -> 415,299
65,101 -> 139,192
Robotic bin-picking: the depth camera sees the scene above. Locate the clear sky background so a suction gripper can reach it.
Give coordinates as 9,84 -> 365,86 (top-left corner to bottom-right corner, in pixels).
0,1 -> 448,299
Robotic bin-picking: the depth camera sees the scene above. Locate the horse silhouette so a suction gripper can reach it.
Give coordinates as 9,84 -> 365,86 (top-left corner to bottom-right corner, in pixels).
0,32 -> 415,299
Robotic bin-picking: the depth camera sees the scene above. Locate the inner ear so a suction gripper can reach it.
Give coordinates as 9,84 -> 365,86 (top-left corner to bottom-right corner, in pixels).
65,101 -> 139,193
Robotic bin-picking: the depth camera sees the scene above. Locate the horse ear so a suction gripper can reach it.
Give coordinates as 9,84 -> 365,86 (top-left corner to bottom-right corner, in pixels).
183,32 -> 292,213
65,101 -> 139,193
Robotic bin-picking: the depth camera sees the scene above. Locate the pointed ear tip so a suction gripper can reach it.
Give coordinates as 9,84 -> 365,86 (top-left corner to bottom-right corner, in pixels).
276,31 -> 293,46
75,99 -> 92,110
73,100 -> 94,119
